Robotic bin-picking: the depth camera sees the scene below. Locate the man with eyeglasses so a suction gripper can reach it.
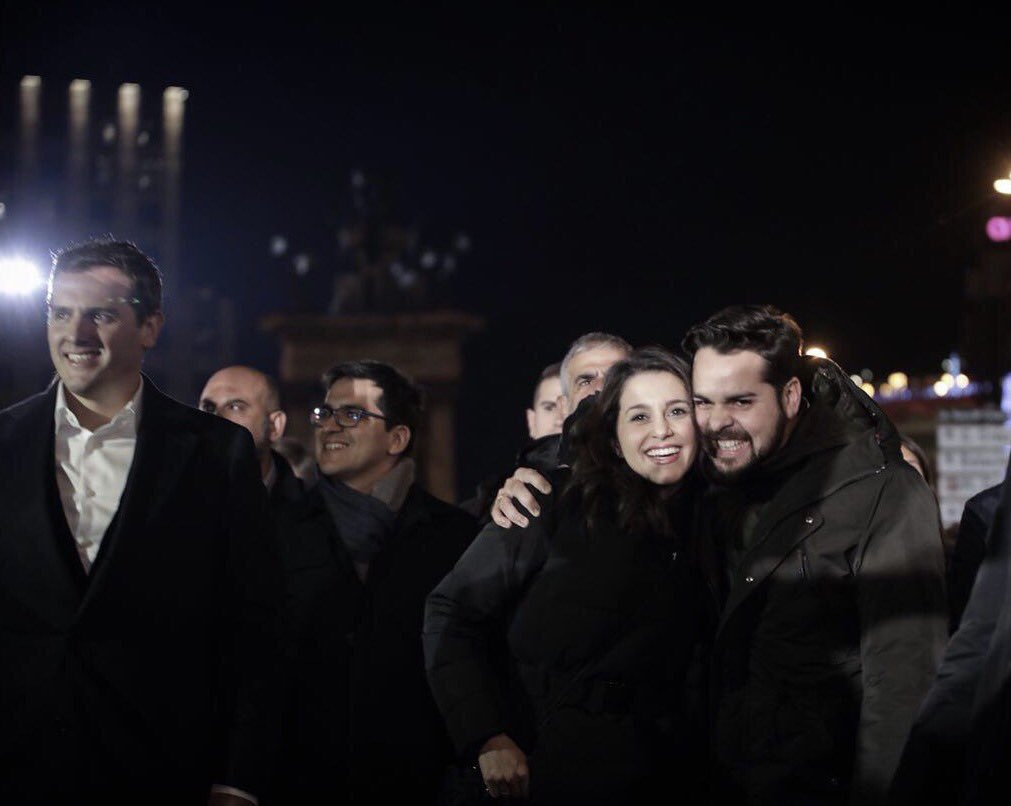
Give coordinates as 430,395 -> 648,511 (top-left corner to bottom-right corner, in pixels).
0,239 -> 282,805
273,360 -> 477,803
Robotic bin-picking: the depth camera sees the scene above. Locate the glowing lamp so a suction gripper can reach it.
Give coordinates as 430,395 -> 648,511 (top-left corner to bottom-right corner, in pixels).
805,347 -> 828,359
933,381 -> 950,397
887,372 -> 908,390
987,217 -> 1011,242
995,179 -> 1011,195
0,257 -> 43,296
956,373 -> 970,389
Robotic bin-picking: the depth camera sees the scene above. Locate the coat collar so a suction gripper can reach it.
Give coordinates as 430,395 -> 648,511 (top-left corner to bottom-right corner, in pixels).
713,428 -> 888,639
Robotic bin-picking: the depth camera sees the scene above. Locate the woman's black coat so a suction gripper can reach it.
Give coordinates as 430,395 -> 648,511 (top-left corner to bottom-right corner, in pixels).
423,469 -> 708,803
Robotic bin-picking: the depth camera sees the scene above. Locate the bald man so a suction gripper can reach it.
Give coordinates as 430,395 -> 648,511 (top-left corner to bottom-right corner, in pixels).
200,366 -> 303,506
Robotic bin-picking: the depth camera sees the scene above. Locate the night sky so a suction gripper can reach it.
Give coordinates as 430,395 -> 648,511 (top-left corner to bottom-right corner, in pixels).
4,9 -> 1011,494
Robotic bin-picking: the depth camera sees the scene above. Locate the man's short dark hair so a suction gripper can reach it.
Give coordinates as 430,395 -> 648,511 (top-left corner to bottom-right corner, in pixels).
682,304 -> 804,389
49,238 -> 163,322
532,362 -> 562,406
322,360 -> 423,455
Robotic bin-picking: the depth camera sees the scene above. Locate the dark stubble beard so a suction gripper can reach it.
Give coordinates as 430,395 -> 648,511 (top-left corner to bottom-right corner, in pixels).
701,404 -> 789,485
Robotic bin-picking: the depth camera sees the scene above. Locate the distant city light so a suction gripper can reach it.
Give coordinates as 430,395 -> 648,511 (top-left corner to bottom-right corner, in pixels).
860,368 -> 873,381
420,250 -> 438,269
69,79 -> 90,93
940,372 -> 955,388
163,86 -> 189,103
987,217 -> 1011,242
850,374 -> 863,386
956,373 -> 970,389
995,178 -> 1011,195
887,372 -> 909,390
933,381 -> 950,397
805,347 -> 828,359
879,383 -> 895,398
293,254 -> 311,276
860,382 -> 876,397
20,75 -> 41,89
270,235 -> 288,257
0,257 -> 43,296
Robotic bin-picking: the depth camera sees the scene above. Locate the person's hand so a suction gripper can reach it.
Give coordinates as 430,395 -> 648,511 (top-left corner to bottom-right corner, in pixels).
490,469 -> 552,528
478,733 -> 530,799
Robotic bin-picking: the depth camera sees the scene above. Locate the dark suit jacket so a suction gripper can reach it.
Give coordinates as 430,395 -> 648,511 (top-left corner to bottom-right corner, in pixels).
892,460 -> 1011,805
268,448 -> 304,508
0,378 -> 283,804
948,483 -> 1004,631
275,481 -> 477,803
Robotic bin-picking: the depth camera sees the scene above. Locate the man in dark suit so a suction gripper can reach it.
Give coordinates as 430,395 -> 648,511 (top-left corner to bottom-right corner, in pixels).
0,239 -> 282,804
199,365 -> 304,507
893,461 -> 1011,805
275,360 -> 477,803
948,482 -> 1004,631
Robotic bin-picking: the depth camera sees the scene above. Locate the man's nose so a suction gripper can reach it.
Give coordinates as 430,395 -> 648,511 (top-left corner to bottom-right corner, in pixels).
68,312 -> 97,341
706,406 -> 734,432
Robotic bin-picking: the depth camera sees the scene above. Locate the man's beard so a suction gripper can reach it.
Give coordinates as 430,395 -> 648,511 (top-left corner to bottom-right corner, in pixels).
701,408 -> 788,485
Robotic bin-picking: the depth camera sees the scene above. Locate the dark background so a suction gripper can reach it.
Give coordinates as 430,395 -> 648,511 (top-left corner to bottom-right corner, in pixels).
3,7 -> 1009,495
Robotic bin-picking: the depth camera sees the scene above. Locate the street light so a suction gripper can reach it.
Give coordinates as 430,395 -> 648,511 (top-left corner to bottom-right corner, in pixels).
0,257 -> 43,296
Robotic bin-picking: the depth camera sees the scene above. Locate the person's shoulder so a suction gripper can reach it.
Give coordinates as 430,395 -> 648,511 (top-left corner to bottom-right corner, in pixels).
404,485 -> 479,536
145,382 -> 253,446
0,386 -> 54,438
966,482 -> 1004,518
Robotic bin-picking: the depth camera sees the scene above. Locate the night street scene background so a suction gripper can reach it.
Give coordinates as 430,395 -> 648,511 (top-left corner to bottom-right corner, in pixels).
3,8 -> 1011,518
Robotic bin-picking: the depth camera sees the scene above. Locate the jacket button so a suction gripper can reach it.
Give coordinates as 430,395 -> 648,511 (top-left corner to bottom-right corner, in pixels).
745,576 -> 755,583
804,516 -> 814,524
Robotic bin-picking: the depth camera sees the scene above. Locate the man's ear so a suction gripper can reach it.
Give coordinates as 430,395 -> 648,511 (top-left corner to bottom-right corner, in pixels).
267,410 -> 287,443
525,408 -> 537,439
387,424 -> 411,457
139,311 -> 164,350
781,376 -> 803,419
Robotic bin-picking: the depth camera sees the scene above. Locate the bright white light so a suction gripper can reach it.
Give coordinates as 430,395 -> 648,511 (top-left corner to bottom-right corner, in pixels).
940,372 -> 955,388
887,372 -> 909,390
0,257 -> 43,296
996,179 -> 1011,195
805,347 -> 828,359
850,374 -> 863,386
860,382 -> 876,397
20,75 -> 41,89
933,381 -> 949,397
956,373 -> 970,389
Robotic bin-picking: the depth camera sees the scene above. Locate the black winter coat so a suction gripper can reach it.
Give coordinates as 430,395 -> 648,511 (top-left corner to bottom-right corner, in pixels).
424,470 -> 708,804
704,358 -> 947,805
273,482 -> 477,803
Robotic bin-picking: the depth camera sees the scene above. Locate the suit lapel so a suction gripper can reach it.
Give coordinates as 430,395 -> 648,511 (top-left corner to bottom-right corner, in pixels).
3,383 -> 89,595
82,379 -> 197,605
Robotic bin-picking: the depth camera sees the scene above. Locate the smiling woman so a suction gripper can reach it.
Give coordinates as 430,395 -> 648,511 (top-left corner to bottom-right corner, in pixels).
424,347 -> 710,804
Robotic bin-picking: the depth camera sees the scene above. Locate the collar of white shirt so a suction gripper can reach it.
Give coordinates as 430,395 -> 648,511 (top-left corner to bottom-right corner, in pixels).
54,377 -> 144,437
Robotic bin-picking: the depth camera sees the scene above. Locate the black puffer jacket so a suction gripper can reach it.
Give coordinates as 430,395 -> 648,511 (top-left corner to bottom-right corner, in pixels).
704,358 -> 947,805
424,469 -> 709,804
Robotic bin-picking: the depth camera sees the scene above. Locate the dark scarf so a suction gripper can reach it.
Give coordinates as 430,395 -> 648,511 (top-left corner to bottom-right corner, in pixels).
317,474 -> 397,565
316,459 -> 416,572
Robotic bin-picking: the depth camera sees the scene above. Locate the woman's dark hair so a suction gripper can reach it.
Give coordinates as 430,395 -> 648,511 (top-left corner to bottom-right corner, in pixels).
565,346 -> 696,537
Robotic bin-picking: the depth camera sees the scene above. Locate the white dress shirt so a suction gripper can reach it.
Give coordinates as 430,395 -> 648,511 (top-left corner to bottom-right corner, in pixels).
52,379 -> 259,804
54,380 -> 142,572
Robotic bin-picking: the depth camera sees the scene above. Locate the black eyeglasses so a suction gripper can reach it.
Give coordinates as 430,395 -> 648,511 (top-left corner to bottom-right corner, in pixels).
310,404 -> 389,428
